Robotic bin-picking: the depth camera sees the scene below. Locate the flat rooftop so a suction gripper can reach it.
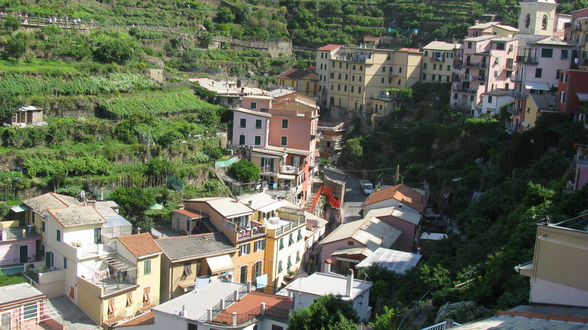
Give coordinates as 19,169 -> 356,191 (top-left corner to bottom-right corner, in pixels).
0,283 -> 44,306
279,272 -> 372,301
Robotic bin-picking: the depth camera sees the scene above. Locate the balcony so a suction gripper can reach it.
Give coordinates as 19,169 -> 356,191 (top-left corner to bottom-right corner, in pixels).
462,61 -> 487,68
0,226 -> 40,242
430,56 -> 444,63
68,241 -> 117,259
24,265 -> 65,285
453,85 -> 479,94
516,56 -> 538,64
281,165 -> 303,175
261,166 -> 276,175
226,219 -> 266,242
264,208 -> 306,237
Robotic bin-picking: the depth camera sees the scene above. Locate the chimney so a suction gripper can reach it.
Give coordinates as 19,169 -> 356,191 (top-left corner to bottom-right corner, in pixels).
248,200 -> 253,207
475,20 -> 480,25
346,269 -> 354,297
324,259 -> 333,273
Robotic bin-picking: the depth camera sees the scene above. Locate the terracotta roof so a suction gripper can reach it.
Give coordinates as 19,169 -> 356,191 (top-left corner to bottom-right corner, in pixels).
317,44 -> 342,51
214,292 -> 293,324
277,68 -> 314,81
23,192 -> 81,217
173,209 -> 203,219
117,233 -> 161,258
362,184 -> 425,212
114,312 -> 154,327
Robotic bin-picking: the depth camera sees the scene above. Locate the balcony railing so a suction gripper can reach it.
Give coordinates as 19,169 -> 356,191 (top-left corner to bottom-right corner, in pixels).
71,242 -> 117,259
462,61 -> 486,68
516,56 -> 538,64
431,56 -> 444,62
24,266 -> 65,285
0,226 -> 40,242
281,165 -> 303,175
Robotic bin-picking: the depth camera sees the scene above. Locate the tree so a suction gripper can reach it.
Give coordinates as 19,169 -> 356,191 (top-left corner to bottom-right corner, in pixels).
340,137 -> 363,166
1,16 -> 20,33
289,295 -> 358,330
4,32 -> 29,59
229,159 -> 260,182
110,187 -> 156,219
93,38 -> 135,64
0,93 -> 24,122
215,7 -> 235,23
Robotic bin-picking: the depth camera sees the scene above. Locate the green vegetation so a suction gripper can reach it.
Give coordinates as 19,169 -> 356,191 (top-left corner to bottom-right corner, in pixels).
0,271 -> 27,286
289,295 -> 358,330
228,159 -> 261,182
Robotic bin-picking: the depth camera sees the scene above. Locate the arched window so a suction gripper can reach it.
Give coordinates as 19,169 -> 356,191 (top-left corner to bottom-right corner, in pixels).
525,14 -> 531,28
542,14 -> 548,30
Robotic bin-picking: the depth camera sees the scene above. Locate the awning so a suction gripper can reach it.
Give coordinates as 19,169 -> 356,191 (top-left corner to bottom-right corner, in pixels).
577,93 -> 588,102
206,254 -> 234,274
258,201 -> 283,213
252,152 -> 282,159
525,82 -> 550,91
277,174 -> 296,180
11,205 -> 30,213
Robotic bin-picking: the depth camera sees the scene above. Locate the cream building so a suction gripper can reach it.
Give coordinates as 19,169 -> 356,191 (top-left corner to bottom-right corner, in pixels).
315,45 -> 423,118
421,41 -> 460,83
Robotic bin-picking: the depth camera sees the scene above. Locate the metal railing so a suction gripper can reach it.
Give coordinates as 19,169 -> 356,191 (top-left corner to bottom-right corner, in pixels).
0,227 -> 40,241
516,56 -> 538,64
421,320 -> 461,330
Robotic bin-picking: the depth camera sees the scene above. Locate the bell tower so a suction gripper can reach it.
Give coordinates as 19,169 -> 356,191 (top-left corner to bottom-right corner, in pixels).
518,0 -> 557,36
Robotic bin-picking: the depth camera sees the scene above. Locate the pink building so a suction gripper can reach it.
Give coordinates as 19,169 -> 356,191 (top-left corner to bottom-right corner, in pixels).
231,108 -> 271,147
0,219 -> 41,270
451,22 -> 518,113
0,283 -> 63,329
510,37 -> 573,132
364,206 -> 422,252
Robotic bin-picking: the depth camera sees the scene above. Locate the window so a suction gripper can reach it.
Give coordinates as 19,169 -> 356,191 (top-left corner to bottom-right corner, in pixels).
424,63 -> 427,69
330,84 -> 333,91
287,256 -> 292,271
425,51 -> 429,56
94,228 -> 101,244
289,233 -> 294,245
345,74 -> 348,80
143,287 -> 151,306
251,102 -> 257,110
381,77 -> 385,83
254,261 -> 262,278
496,42 -> 505,50
344,85 -> 347,92
446,76 -> 450,82
239,135 -> 245,145
330,72 -> 334,79
281,136 -> 287,146
56,229 -> 60,242
339,62 -> 342,69
254,136 -> 261,145
239,243 -> 251,256
272,325 -> 285,330
183,261 -> 192,276
535,68 -> 542,78
561,49 -> 569,59
433,64 -> 437,70
107,299 -> 115,317
188,324 -> 198,330
556,69 -> 561,80
494,71 -> 498,78
562,73 -> 568,83
347,240 -> 355,246
382,66 -> 386,72
63,257 -> 67,269
560,91 -> 566,103
23,302 -> 38,320
278,261 -> 283,273
432,74 -> 436,81
352,64 -> 356,70
254,240 -> 265,252
422,74 -> 427,80
337,73 -> 341,80
358,87 -> 362,93
525,14 -> 531,28
389,77 -> 392,84
542,14 -> 548,30
41,221 -> 45,233
447,65 -> 451,71
126,292 -> 133,307
346,63 -> 349,69
541,48 -> 553,58
467,42 -> 472,49
359,65 -> 363,71
351,86 -> 354,93
240,118 -> 246,128
255,119 -> 262,129
297,230 -> 303,241
387,54 -> 391,60
279,238 -> 284,250
359,76 -> 362,82
240,265 -> 248,284
296,251 -> 300,262
337,84 -> 341,91
352,75 -> 355,81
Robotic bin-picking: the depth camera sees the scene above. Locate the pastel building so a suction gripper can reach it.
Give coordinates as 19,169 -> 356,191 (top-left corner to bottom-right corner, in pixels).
451,22 -> 518,113
231,107 -> 271,147
0,217 -> 41,273
510,36 -> 572,132
557,69 -> 588,119
421,41 -> 460,83
277,68 -> 319,97
566,8 -> 588,69
517,0 -> 571,48
478,89 -> 515,117
0,283 -> 63,329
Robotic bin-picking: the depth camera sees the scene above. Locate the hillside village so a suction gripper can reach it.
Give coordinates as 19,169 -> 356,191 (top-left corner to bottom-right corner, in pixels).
1,0 -> 588,329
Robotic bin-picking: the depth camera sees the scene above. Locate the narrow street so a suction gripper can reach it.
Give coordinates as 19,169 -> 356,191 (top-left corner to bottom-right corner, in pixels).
342,172 -> 366,223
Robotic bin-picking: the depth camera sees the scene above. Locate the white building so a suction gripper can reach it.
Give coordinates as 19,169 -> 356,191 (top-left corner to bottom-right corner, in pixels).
278,271 -> 373,321
116,280 -> 292,330
477,89 -> 515,117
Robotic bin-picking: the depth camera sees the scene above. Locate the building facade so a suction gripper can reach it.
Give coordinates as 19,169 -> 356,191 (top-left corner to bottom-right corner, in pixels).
421,41 -> 460,83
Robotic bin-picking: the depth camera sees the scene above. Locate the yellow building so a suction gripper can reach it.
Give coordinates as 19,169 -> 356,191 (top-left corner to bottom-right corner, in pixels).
421,41 -> 460,83
277,68 -> 319,97
76,233 -> 162,327
155,232 -> 237,301
522,94 -> 557,129
315,45 -> 423,117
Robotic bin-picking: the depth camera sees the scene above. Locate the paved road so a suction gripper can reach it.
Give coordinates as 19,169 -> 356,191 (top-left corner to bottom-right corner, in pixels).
50,296 -> 101,330
343,173 -> 366,223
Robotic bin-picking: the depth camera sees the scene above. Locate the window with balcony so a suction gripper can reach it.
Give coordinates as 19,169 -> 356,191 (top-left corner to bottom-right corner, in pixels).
240,265 -> 248,284
254,239 -> 265,252
240,118 -> 246,128
254,261 -> 262,278
254,136 -> 261,146
541,48 -> 553,58
255,119 -> 262,129
144,259 -> 151,275
281,136 -> 287,146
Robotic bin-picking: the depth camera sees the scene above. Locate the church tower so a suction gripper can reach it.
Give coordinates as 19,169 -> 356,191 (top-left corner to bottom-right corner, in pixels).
518,0 -> 558,36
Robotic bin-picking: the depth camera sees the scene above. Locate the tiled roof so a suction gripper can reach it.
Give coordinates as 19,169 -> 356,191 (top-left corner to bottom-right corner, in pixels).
48,206 -> 106,228
277,68 -> 314,81
23,192 -> 81,217
320,217 -> 401,251
364,206 -> 422,225
362,184 -> 425,213
317,44 -> 342,51
114,312 -> 154,327
215,292 -> 293,323
423,41 -> 459,51
156,232 -> 236,261
173,209 -> 203,219
117,233 -> 161,258
186,197 -> 253,218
